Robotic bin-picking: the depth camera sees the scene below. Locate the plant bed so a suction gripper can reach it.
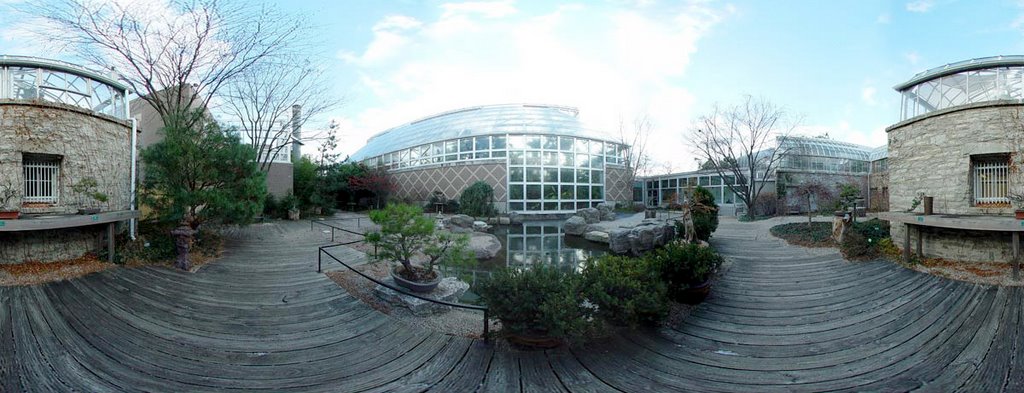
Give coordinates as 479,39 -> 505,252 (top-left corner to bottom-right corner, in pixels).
769,222 -> 835,247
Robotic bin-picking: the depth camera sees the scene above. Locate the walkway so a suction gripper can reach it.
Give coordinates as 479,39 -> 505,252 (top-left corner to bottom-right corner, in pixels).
1,218 -> 1022,392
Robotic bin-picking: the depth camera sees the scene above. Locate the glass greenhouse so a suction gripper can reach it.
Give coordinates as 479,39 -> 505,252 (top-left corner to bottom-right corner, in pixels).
351,104 -> 628,213
777,136 -> 872,174
0,55 -> 128,119
897,55 -> 1024,121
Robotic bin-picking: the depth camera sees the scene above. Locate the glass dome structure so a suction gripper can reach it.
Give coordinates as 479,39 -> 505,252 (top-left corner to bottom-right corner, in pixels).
896,55 -> 1024,121
777,136 -> 873,174
0,55 -> 129,119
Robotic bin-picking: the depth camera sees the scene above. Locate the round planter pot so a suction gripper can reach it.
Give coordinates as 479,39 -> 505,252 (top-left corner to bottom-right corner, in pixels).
678,280 -> 711,305
390,266 -> 442,293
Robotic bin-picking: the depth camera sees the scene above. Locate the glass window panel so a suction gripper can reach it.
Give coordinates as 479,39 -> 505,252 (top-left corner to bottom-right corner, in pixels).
544,185 -> 558,199
492,135 -> 507,150
510,151 -> 524,165
589,140 -> 602,155
688,178 -> 698,186
661,180 -> 669,187
577,186 -> 589,199
560,168 -> 574,183
543,136 -> 558,150
591,170 -> 603,184
526,151 -> 541,165
699,176 -> 710,186
432,143 -> 443,156
11,67 -> 38,100
711,176 -> 722,185
560,202 -> 575,210
492,150 -> 506,158
576,170 -> 590,183
560,152 -> 574,166
560,185 -> 574,199
475,151 -> 489,159
526,185 -> 542,200
527,202 -> 542,211
669,179 -> 677,187
445,154 -> 456,162
526,168 -> 542,182
509,135 -> 524,149
591,186 -> 603,200
510,202 -> 524,211
575,138 -> 589,153
543,168 -> 558,182
460,153 -> 473,160
475,136 -> 490,150
591,155 -> 603,167
460,138 -> 473,152
510,167 -> 524,182
510,185 -> 524,199
445,140 -> 458,154
544,202 -> 558,211
576,154 -> 589,168
527,136 -> 541,149
543,152 -> 558,166
559,136 -> 574,151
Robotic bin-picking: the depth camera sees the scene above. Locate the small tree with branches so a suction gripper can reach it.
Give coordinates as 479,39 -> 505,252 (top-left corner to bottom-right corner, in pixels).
794,181 -> 833,227
689,96 -> 797,220
619,114 -> 653,185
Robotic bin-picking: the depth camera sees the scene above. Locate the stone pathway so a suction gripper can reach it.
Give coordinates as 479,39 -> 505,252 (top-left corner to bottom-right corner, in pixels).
2,217 -> 1022,392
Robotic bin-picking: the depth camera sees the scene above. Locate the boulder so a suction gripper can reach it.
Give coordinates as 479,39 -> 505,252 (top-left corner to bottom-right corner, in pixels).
447,214 -> 475,228
473,220 -> 491,231
577,208 -> 601,224
563,216 -> 589,236
600,209 -> 616,221
609,228 -> 631,254
498,216 -> 511,225
374,277 -> 469,316
632,202 -> 647,211
468,232 -> 502,260
584,231 -> 610,243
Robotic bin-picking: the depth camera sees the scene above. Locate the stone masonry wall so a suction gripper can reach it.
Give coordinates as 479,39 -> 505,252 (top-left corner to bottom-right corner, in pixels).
887,102 -> 1020,263
0,101 -> 132,264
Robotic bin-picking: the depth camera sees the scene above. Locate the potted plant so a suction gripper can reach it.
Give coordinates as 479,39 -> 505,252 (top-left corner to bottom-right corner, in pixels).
1008,193 -> 1024,219
71,177 -> 108,215
653,240 -> 723,304
0,179 -> 20,220
365,203 -> 472,293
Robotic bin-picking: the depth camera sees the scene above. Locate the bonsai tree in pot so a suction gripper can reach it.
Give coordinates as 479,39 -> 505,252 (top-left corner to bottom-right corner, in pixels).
0,179 -> 20,219
71,177 -> 108,215
653,241 -> 723,304
365,203 -> 472,293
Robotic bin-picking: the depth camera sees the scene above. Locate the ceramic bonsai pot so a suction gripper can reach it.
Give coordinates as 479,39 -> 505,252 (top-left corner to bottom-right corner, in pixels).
390,265 -> 442,293
678,280 -> 711,305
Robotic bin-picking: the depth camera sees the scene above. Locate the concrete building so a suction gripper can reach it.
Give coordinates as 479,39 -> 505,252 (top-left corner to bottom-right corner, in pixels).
887,55 -> 1024,263
350,104 -> 633,214
0,55 -> 136,263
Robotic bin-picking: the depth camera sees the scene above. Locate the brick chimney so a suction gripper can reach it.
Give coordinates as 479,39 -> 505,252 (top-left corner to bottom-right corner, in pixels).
291,105 -> 301,161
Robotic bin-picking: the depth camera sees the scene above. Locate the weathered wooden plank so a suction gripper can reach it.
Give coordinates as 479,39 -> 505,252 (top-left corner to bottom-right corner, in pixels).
480,349 -> 521,393
427,340 -> 494,392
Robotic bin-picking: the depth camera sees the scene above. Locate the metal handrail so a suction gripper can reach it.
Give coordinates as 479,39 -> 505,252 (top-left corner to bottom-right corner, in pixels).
311,219 -> 366,242
317,245 -> 489,339
312,220 -> 490,342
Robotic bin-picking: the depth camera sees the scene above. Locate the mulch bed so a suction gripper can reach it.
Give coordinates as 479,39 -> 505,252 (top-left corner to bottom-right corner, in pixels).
769,222 -> 836,247
0,255 -> 115,286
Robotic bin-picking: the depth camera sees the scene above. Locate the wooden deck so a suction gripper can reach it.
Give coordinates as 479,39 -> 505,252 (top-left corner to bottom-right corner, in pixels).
2,218 -> 1022,392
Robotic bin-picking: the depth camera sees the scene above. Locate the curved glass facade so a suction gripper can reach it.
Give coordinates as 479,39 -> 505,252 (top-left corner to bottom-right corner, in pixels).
0,56 -> 128,119
897,56 -> 1024,121
357,104 -> 626,214
778,137 -> 871,174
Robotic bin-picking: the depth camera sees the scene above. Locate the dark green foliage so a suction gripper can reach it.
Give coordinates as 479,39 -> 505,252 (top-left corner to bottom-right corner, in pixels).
365,204 -> 473,280
262,193 -> 279,218
425,191 -> 460,214
582,255 -> 668,327
650,242 -> 722,299
109,220 -> 221,264
477,265 -> 596,341
840,219 -> 891,260
459,181 -> 497,217
292,156 -> 321,211
322,162 -> 369,208
770,222 -> 835,247
691,186 -> 719,241
141,114 -> 265,228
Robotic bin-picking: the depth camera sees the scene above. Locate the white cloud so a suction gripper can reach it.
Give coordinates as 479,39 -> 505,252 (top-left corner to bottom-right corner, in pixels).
337,1 -> 729,169
905,1 -> 933,13
876,12 -> 891,24
861,86 -> 877,106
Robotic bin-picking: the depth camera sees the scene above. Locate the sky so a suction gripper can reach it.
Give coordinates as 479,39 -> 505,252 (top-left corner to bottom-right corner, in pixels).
2,0 -> 1024,173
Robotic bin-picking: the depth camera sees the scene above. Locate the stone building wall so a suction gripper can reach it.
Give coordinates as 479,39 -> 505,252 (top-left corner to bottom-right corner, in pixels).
869,170 -> 889,212
0,101 -> 132,264
887,101 -> 1020,263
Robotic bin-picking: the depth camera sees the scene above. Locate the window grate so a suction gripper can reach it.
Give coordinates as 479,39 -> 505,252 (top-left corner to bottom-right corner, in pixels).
973,160 -> 1009,205
23,158 -> 60,204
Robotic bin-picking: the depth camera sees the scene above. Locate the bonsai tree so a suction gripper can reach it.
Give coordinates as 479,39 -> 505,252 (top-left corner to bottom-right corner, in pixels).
365,203 -> 472,282
837,183 -> 860,212
0,179 -> 19,212
690,186 -> 719,241
71,177 -> 109,212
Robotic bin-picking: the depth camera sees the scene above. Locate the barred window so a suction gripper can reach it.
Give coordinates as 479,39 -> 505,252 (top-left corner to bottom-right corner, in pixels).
972,154 -> 1009,206
23,154 -> 61,204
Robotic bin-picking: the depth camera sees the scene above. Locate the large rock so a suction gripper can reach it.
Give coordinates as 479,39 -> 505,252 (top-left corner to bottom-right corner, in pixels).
609,228 -> 632,254
577,208 -> 601,224
563,216 -> 589,236
584,231 -> 610,243
468,232 -> 502,260
607,221 -> 677,255
600,209 -> 616,221
374,277 -> 469,316
447,214 -> 475,228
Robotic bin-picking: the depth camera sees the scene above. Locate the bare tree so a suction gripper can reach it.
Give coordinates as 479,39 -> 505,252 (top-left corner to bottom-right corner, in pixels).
221,57 -> 341,171
23,0 -> 306,129
618,113 -> 653,185
794,181 -> 833,226
689,96 -> 797,220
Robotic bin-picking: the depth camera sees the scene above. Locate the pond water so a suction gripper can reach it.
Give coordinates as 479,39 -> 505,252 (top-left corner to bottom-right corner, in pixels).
443,220 -> 609,304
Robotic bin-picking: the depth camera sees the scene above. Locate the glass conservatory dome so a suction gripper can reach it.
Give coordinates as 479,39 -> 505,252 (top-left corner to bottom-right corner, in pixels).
778,136 -> 873,174
0,55 -> 129,119
895,55 -> 1024,121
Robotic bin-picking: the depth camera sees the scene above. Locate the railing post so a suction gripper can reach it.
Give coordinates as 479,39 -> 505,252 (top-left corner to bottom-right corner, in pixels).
317,249 -> 322,273
331,227 -> 335,243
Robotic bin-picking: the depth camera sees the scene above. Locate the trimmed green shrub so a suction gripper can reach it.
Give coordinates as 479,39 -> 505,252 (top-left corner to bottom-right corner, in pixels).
770,222 -> 835,247
477,265 -> 595,341
651,241 -> 722,299
582,255 -> 668,327
691,186 -> 719,241
840,218 -> 890,260
459,181 -> 497,217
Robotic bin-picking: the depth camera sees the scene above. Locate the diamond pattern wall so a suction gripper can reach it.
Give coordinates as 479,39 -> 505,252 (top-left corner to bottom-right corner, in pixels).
391,163 -> 507,203
605,166 -> 632,203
